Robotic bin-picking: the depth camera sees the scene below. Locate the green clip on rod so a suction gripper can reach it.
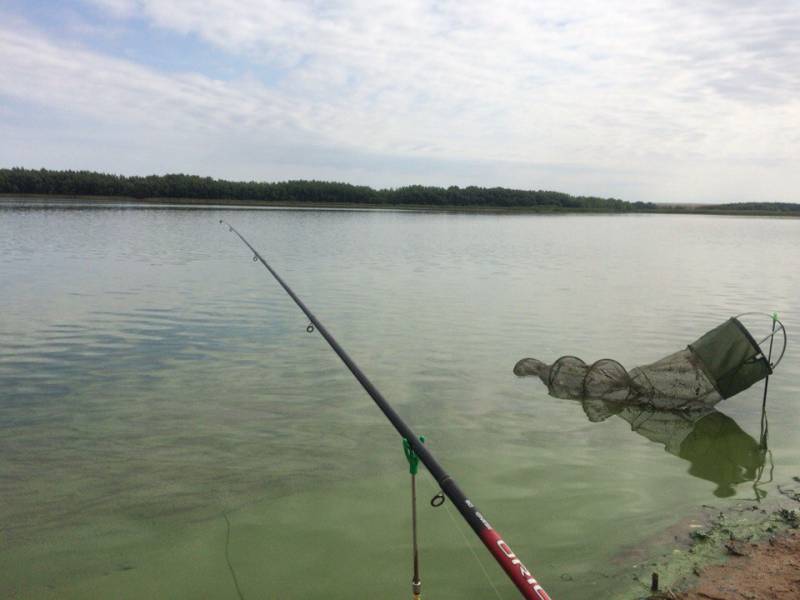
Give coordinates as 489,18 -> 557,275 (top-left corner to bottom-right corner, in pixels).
404,436 -> 425,600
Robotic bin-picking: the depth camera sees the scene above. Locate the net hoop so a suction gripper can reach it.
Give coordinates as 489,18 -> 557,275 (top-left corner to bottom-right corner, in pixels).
734,312 -> 787,369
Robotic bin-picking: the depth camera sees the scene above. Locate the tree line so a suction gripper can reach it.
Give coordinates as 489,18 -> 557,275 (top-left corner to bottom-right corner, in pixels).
703,202 -> 800,213
0,166 -> 651,211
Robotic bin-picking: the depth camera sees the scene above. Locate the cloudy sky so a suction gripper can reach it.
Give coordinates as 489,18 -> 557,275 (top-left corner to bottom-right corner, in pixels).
1,0 -> 798,203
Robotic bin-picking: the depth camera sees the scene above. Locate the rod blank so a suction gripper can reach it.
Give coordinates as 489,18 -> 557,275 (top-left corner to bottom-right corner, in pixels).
221,221 -> 551,600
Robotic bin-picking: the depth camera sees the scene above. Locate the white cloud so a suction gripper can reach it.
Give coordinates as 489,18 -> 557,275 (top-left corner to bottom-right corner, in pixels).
0,26 -> 310,135
2,1 -> 800,201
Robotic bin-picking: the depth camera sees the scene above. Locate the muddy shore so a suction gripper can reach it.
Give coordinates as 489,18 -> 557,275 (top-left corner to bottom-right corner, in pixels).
675,529 -> 800,599
636,481 -> 800,599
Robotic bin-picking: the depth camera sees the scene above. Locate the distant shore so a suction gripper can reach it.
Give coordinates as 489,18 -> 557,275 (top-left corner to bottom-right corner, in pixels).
3,193 -> 799,218
3,168 -> 798,216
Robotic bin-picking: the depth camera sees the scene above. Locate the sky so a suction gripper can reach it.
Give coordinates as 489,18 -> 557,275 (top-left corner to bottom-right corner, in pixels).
1,0 -> 798,203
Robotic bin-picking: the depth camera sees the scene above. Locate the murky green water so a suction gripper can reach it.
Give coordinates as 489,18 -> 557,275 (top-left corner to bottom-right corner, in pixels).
1,203 -> 798,599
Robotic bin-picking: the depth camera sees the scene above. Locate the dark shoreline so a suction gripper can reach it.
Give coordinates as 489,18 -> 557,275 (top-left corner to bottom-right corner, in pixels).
3,193 -> 799,218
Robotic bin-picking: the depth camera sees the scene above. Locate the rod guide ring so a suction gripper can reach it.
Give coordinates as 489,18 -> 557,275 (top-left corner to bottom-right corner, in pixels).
430,492 -> 445,507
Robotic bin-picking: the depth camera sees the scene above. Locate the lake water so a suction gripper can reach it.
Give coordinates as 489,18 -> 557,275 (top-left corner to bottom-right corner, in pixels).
1,202 -> 798,599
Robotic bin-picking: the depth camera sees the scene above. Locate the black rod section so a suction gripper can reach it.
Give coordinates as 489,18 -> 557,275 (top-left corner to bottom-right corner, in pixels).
220,221 -> 551,600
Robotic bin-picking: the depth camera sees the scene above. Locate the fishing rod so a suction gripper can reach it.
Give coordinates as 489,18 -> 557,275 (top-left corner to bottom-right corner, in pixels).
221,221 -> 551,600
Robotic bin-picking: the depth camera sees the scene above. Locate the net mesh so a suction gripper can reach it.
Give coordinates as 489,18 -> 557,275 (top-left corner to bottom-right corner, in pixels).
514,316 -> 783,407
517,350 -> 721,409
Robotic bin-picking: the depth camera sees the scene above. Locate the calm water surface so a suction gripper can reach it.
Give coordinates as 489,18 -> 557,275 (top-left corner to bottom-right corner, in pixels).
1,203 -> 798,599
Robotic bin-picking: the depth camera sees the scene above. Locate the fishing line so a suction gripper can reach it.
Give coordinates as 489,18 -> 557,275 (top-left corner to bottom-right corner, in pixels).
421,473 -> 505,600
223,511 -> 246,600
